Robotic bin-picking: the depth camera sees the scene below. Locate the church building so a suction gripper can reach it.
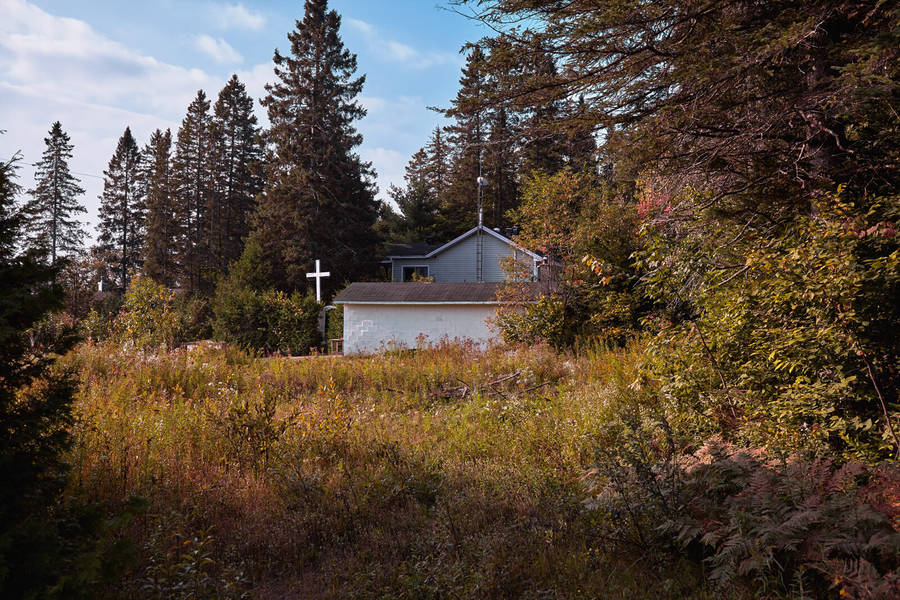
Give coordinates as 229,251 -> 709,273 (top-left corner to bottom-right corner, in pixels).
333,225 -> 547,354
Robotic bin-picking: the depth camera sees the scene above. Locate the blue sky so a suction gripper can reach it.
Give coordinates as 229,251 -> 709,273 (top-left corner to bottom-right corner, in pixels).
0,0 -> 487,239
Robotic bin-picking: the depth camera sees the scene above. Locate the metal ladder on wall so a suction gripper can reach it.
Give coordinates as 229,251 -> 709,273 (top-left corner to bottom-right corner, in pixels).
476,153 -> 487,283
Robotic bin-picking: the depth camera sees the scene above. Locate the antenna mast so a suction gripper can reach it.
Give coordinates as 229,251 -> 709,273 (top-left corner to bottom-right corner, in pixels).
476,153 -> 488,283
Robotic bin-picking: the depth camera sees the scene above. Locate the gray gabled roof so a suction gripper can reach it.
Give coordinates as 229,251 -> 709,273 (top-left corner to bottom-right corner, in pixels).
384,226 -> 543,261
384,241 -> 441,257
333,282 -> 543,305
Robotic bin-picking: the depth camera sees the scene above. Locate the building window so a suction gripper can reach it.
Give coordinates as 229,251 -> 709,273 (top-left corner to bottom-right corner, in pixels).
402,266 -> 429,281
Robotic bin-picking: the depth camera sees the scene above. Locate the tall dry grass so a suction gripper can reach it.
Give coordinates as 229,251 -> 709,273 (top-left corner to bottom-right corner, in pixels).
62,340 -> 711,599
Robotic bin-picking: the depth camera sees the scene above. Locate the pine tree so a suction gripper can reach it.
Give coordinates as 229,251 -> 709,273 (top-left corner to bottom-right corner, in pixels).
172,91 -> 213,292
515,50 -> 566,178
388,148 -> 439,242
250,0 -> 379,293
482,105 -> 519,228
209,75 -> 263,273
1,139 -> 79,599
141,128 -> 183,287
423,127 -> 451,205
440,46 -> 488,239
465,0 -> 900,208
97,127 -> 144,290
564,96 -> 597,174
22,122 -> 86,266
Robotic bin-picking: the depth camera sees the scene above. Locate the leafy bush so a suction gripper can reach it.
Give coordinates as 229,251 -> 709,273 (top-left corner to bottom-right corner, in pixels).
495,293 -> 568,349
213,287 -> 320,355
584,431 -> 900,598
325,303 -> 343,342
173,292 -> 213,342
500,168 -> 647,347
112,275 -> 181,350
637,191 -> 900,460
212,240 -> 322,355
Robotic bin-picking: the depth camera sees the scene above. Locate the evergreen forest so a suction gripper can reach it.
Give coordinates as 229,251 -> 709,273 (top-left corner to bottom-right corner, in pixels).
1,0 -> 899,597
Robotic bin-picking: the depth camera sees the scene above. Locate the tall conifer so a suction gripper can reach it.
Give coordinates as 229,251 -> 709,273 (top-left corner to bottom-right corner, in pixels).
439,46 -> 487,239
23,122 -> 86,265
141,128 -> 182,287
251,0 -> 379,293
97,127 -> 143,289
209,75 -> 263,273
172,91 -> 213,292
388,148 -> 439,242
423,127 -> 451,209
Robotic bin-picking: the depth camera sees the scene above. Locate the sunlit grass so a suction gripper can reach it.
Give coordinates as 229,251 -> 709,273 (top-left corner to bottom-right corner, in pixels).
62,339 -> 710,599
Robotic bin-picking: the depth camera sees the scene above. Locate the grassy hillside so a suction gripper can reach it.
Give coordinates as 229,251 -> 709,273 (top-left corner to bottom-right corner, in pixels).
61,340 -> 714,599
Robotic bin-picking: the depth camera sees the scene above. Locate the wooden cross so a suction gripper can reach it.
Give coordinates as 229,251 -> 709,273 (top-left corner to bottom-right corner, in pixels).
306,259 -> 330,303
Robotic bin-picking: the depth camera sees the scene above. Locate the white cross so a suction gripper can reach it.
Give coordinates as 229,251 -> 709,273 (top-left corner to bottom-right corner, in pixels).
306,259 -> 330,303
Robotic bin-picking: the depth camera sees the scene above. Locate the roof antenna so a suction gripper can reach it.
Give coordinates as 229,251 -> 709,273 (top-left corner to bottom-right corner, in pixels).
476,154 -> 488,282
476,154 -> 487,229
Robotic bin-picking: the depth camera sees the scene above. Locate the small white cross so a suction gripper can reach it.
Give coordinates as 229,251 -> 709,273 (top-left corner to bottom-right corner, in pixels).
306,259 -> 330,303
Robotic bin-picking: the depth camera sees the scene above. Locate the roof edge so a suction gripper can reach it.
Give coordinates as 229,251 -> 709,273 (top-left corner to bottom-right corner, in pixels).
423,226 -> 541,260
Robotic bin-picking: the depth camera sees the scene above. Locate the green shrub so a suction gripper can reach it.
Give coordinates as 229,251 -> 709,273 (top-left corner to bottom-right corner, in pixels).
501,168 -> 647,348
637,191 -> 900,460
325,303 -> 343,342
173,292 -> 213,342
113,276 -> 181,350
213,287 -> 320,355
495,294 -> 568,349
584,430 -> 900,598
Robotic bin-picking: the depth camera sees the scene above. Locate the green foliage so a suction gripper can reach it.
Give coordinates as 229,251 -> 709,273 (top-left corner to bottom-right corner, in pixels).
173,292 -> 212,342
140,518 -> 250,600
0,145 -> 112,598
325,304 -> 343,342
499,169 -> 645,347
638,191 -> 900,459
114,275 -> 181,351
495,294 -> 567,349
584,433 -> 900,598
213,282 -> 320,356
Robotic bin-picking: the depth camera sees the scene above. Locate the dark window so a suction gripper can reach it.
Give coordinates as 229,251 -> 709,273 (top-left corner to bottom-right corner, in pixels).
402,266 -> 429,281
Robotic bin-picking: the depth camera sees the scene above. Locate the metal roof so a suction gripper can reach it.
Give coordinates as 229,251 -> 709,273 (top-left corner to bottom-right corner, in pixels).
332,282 -> 543,305
383,226 -> 543,261
384,241 -> 441,258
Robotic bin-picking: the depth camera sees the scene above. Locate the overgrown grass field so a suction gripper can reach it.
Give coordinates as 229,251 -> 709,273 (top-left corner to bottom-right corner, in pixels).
61,341 -> 710,599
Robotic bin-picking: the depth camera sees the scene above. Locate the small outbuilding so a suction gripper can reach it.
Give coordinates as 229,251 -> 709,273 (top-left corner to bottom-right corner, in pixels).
333,282 -> 540,354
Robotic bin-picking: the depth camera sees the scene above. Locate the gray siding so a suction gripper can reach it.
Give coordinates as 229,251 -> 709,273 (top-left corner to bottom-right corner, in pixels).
390,230 -> 534,282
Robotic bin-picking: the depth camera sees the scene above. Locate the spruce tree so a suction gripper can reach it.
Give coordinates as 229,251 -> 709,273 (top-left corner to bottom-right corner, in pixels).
423,127 -> 451,205
1,140 -> 79,599
172,91 -> 213,292
564,96 -> 597,174
439,46 -> 487,239
250,0 -> 379,293
440,43 -> 525,235
141,128 -> 183,287
22,122 -> 86,266
209,75 -> 263,273
388,148 -> 439,242
97,127 -> 144,290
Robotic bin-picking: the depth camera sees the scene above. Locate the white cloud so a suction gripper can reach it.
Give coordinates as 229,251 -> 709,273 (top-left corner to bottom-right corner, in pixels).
346,18 -> 375,37
361,147 -> 407,202
0,0 -> 427,232
216,3 -> 266,32
193,34 -> 243,64
346,17 -> 459,69
0,0 -> 273,240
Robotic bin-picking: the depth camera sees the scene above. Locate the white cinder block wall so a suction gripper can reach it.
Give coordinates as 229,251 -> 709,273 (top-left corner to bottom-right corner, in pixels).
343,304 -> 497,354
